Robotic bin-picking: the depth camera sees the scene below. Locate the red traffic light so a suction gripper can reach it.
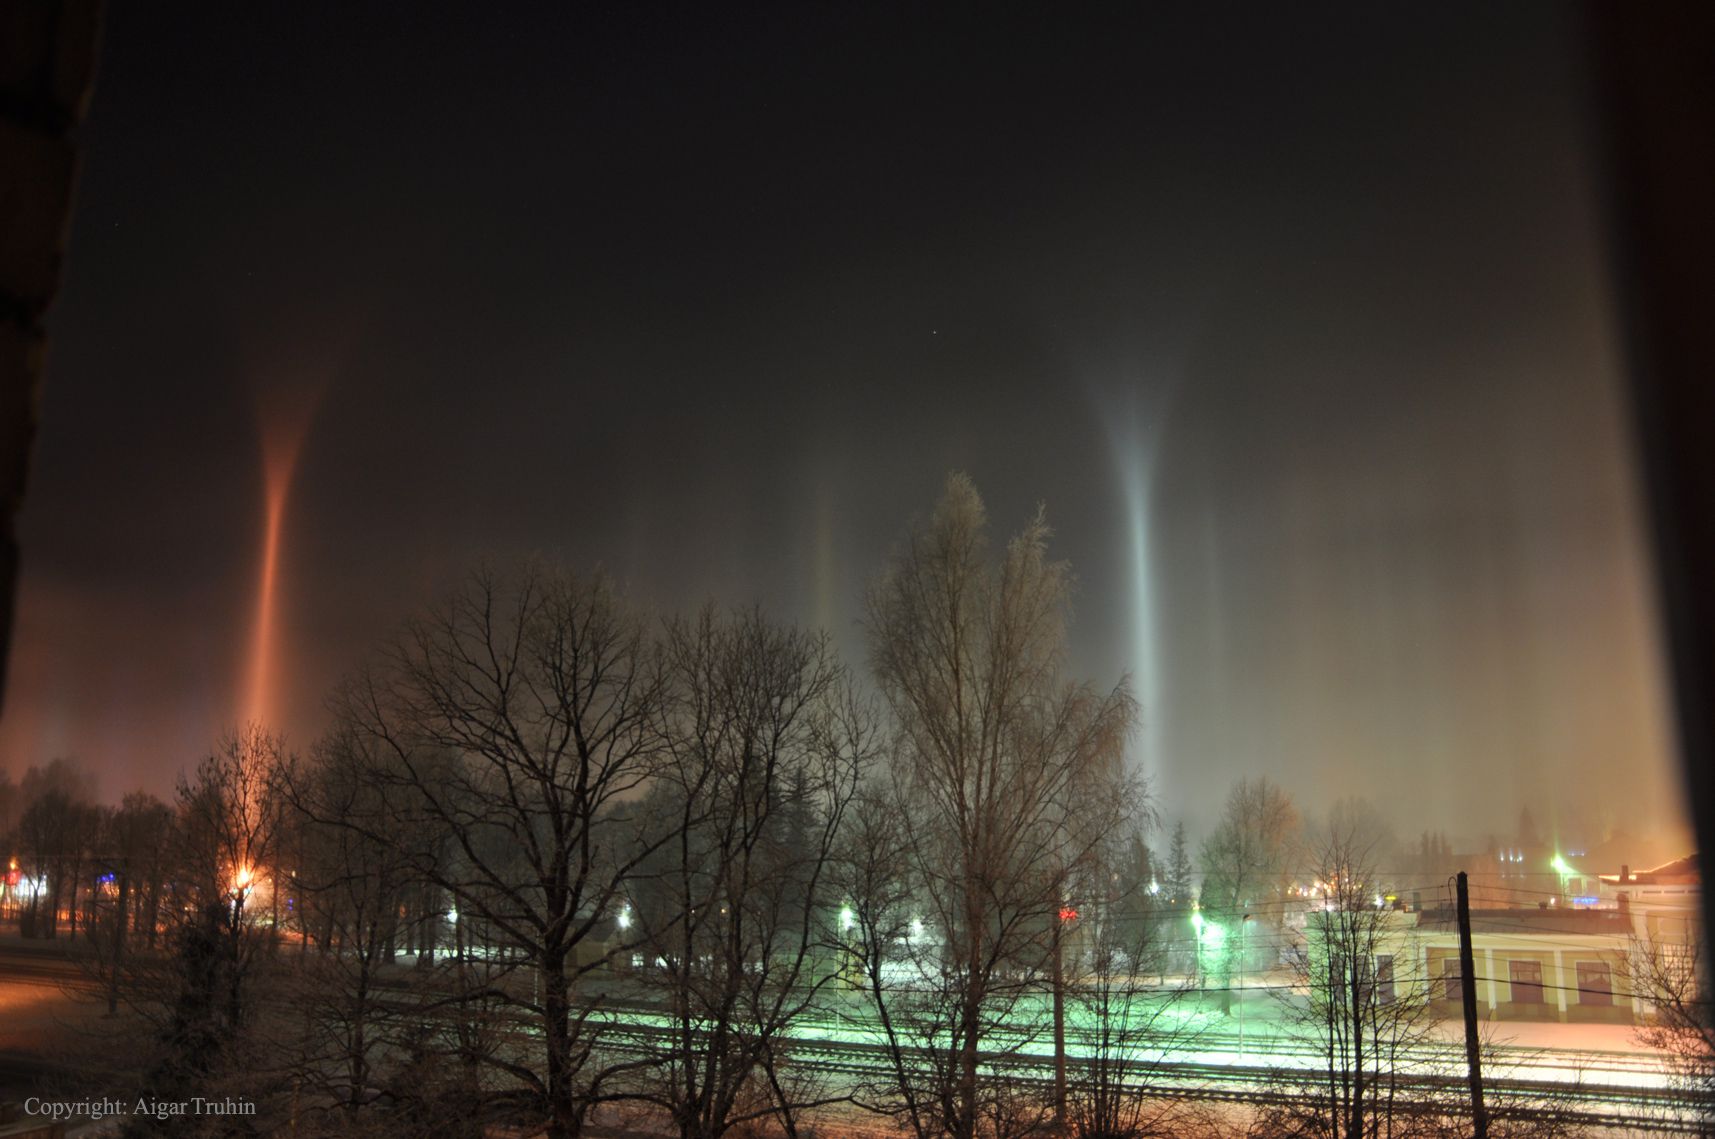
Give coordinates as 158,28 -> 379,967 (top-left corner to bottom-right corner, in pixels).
1058,905 -> 1079,923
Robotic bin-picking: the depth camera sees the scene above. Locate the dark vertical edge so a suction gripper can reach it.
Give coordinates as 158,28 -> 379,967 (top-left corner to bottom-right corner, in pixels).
1585,1 -> 1715,986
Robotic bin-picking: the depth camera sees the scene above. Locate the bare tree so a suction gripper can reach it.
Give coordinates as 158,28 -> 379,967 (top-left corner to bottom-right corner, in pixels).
626,607 -> 870,1139
0,768 -> 17,843
316,565 -> 670,1139
15,787 -> 75,937
122,726 -> 295,1138
1197,776 -> 1300,1013
175,725 -> 292,963
18,756 -> 99,804
858,473 -> 1138,1139
89,791 -> 173,1014
1634,928 -> 1715,1130
59,797 -> 102,941
8,760 -> 99,939
1260,797 -> 1445,1139
277,730 -> 432,1126
1063,830 -> 1209,1139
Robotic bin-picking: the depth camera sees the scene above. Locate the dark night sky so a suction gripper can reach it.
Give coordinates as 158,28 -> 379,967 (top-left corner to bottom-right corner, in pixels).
3,3 -> 1689,853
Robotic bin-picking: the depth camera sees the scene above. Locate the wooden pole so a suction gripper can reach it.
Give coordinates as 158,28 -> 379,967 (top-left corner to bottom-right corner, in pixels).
1457,872 -> 1488,1139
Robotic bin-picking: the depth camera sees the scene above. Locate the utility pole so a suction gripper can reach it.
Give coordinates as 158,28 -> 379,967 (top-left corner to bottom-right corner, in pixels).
1456,872 -> 1488,1139
1237,914 -> 1252,1060
1052,905 -> 1068,1131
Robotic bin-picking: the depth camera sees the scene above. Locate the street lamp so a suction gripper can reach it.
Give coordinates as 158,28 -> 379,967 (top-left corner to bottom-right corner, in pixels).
1196,913 -> 1225,954
447,905 -> 465,961
1237,913 -> 1254,1060
1195,909 -> 1229,1012
1551,854 -> 1575,905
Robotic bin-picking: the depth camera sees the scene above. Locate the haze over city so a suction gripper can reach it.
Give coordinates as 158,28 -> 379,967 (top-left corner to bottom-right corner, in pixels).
3,2 -> 1690,852
7,5 -> 1715,1139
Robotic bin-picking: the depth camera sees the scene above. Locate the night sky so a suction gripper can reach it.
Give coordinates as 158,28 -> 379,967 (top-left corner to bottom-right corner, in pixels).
3,3 -> 1688,851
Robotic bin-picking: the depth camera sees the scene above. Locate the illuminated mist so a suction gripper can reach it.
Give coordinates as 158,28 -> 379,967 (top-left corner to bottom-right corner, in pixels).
1098,380 -> 1181,798
244,387 -> 322,731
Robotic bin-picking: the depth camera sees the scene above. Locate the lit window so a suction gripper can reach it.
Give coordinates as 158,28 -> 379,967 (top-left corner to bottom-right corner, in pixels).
1509,959 -> 1544,1004
1441,958 -> 1463,1003
1576,961 -> 1612,1006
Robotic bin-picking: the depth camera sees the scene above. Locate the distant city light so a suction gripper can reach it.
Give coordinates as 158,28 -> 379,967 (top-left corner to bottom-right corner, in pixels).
840,906 -> 854,931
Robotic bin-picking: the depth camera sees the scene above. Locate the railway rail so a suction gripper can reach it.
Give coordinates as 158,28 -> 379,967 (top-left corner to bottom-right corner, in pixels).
2,945 -> 1707,1133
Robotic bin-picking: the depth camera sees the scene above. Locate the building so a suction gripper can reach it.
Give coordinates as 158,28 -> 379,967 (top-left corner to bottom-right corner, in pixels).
1598,855 -> 1700,946
1415,907 -> 1637,1024
1291,855 -> 1700,1027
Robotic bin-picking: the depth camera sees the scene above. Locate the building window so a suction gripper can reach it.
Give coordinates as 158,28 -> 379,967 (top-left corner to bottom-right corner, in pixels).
1509,959 -> 1545,1003
1441,958 -> 1463,1003
1576,960 -> 1613,1006
1376,955 -> 1395,1005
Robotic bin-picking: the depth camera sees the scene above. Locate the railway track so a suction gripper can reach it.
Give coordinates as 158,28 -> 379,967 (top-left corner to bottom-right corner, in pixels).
578,1009 -> 1711,1134
2,948 -> 1705,1132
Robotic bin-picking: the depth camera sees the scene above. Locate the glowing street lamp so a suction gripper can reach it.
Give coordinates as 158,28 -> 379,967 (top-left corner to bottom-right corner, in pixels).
1551,854 -> 1576,906
1192,905 -> 1227,998
840,905 -> 855,932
